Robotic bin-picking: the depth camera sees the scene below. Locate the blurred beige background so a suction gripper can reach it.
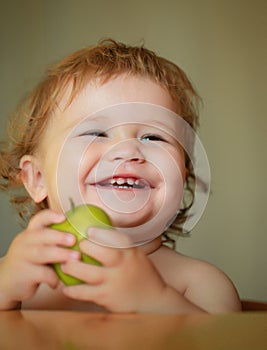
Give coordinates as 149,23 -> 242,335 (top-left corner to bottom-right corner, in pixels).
0,0 -> 266,302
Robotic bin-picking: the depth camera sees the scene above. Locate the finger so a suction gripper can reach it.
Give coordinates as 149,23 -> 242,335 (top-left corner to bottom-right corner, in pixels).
27,245 -> 81,264
34,265 -> 60,289
79,239 -> 124,267
62,283 -> 105,305
61,260 -> 104,285
88,227 -> 134,248
28,209 -> 65,230
25,228 -> 76,247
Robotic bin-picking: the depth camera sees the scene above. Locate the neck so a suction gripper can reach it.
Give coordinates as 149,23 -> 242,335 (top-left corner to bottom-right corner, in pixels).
138,236 -> 162,255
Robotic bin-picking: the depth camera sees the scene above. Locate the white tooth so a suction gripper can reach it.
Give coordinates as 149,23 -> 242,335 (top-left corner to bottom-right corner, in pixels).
117,178 -> 125,185
110,179 -> 116,184
127,178 -> 134,185
134,179 -> 140,186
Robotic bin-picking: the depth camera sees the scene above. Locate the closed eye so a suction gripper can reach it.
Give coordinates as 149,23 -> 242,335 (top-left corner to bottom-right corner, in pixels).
79,130 -> 108,137
140,134 -> 167,142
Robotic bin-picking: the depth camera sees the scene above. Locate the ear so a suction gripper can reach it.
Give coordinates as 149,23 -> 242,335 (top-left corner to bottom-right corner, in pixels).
20,155 -> 48,203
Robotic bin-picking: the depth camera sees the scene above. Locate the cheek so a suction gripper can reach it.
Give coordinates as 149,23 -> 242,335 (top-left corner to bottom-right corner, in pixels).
77,143 -> 105,183
61,142 -> 112,210
148,146 -> 186,183
149,147 -> 186,208
53,141 -> 100,211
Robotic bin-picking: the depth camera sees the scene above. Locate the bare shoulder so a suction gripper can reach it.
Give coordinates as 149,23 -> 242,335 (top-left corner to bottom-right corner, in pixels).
149,245 -> 242,313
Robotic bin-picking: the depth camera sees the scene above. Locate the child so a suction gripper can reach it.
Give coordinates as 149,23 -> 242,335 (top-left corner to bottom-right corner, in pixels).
0,39 -> 241,313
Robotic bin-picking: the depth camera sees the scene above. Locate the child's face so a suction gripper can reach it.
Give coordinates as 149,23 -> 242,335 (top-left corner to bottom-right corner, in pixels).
24,75 -> 188,243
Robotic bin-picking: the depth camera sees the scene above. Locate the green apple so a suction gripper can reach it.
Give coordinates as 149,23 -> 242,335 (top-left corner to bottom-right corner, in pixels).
51,201 -> 112,285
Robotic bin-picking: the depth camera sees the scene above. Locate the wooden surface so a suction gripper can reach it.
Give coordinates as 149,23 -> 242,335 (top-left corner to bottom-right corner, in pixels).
242,300 -> 267,311
0,310 -> 267,349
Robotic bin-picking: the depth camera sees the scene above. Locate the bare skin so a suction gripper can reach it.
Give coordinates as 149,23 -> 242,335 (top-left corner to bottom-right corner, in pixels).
0,76 -> 241,313
0,210 -> 241,313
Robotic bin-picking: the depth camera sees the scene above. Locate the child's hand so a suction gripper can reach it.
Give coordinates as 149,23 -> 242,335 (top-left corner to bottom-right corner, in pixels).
0,209 -> 80,310
61,228 -> 169,313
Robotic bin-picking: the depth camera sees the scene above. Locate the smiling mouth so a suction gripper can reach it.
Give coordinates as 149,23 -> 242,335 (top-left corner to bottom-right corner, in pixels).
96,177 -> 151,190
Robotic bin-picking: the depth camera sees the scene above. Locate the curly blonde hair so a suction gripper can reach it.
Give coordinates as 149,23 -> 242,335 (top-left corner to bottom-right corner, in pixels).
0,39 -> 200,241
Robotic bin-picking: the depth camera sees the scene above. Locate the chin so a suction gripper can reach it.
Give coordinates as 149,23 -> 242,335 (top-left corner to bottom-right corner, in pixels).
103,208 -> 153,229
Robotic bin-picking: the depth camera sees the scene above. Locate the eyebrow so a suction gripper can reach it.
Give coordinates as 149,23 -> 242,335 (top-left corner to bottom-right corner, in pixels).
88,115 -> 109,121
143,120 -> 177,135
71,115 -> 109,129
67,116 -> 178,136
78,115 -> 110,123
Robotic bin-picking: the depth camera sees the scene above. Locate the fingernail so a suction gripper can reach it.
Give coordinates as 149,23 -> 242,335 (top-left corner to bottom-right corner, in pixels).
55,213 -> 66,222
69,250 -> 81,260
87,227 -> 96,239
65,234 -> 76,244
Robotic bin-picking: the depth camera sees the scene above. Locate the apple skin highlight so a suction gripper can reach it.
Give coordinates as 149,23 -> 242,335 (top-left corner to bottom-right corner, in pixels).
50,203 -> 112,285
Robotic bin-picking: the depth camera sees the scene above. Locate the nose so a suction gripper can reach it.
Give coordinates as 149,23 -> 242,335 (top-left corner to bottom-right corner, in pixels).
106,139 -> 145,164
